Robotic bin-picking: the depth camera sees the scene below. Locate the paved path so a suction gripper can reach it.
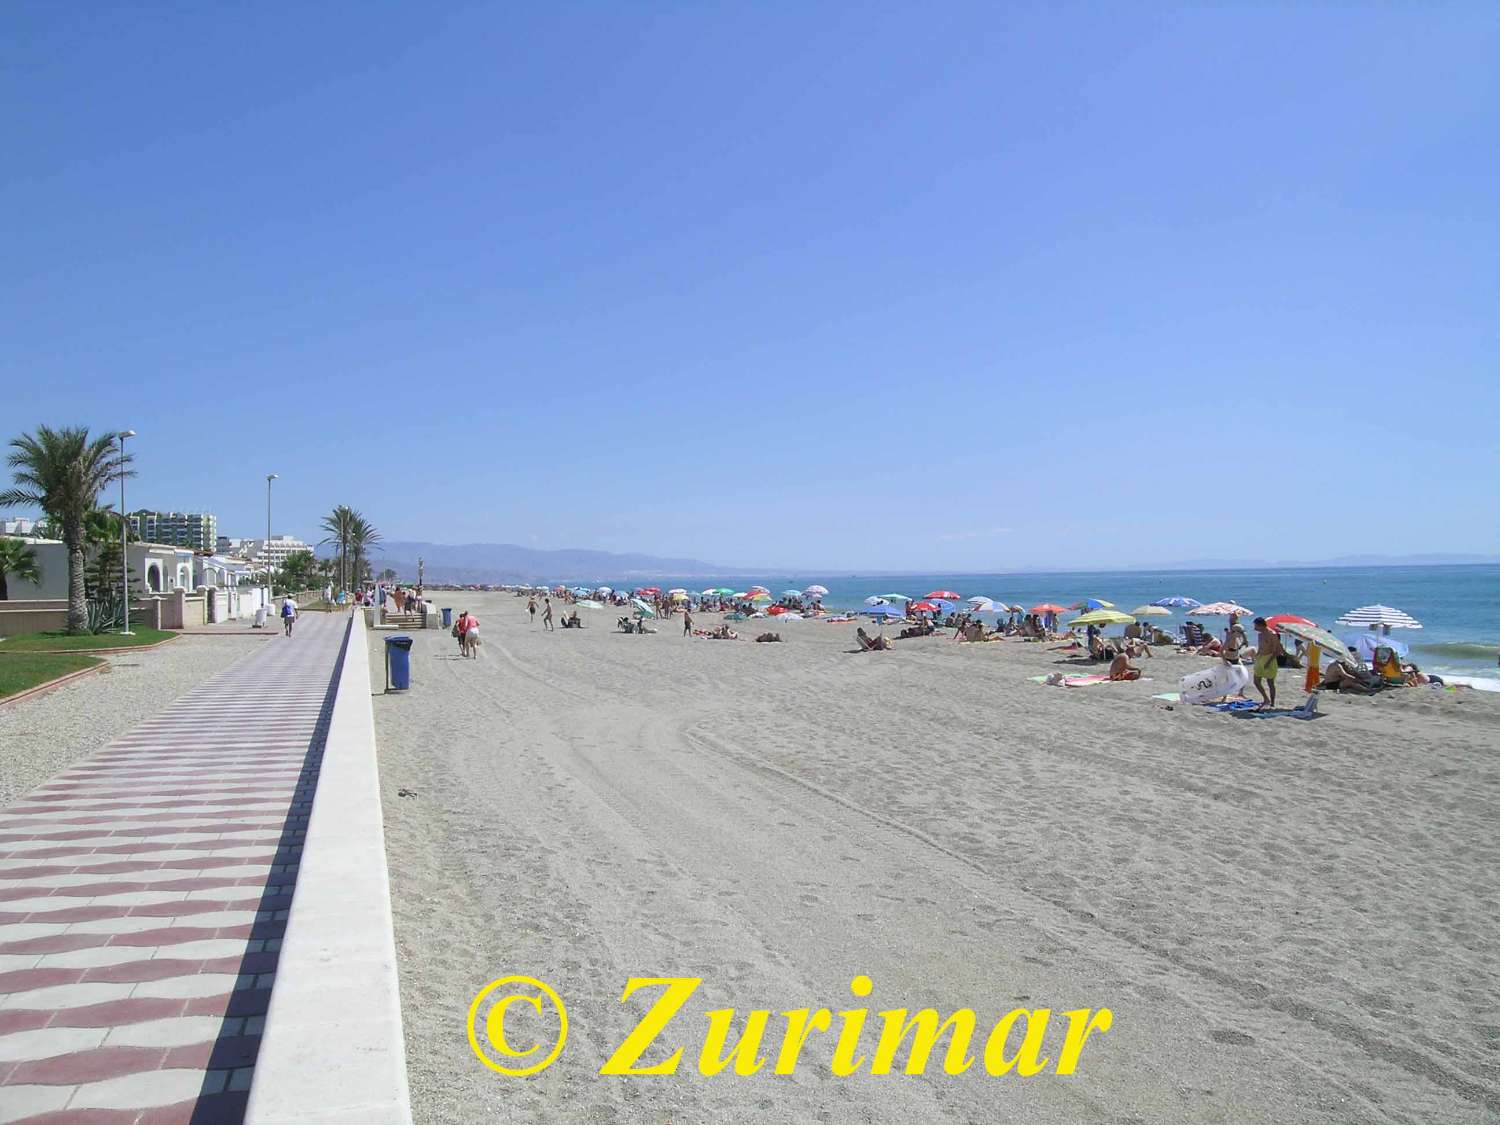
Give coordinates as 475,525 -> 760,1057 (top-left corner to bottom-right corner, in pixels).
0,615 -> 348,1124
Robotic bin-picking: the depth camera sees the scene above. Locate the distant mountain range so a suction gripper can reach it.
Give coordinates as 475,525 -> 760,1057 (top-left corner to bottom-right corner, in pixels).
333,540 -> 1500,584
359,540 -> 737,584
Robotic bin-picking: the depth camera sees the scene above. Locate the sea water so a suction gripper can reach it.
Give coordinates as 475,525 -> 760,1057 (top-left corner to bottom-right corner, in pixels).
613,564 -> 1500,687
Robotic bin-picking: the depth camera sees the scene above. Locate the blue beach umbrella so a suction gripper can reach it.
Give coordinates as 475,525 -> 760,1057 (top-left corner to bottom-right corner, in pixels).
1152,596 -> 1202,609
861,604 -> 904,618
1344,632 -> 1410,660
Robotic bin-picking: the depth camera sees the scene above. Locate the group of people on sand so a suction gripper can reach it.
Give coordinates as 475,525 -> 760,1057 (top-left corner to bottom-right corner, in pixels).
526,596 -> 556,631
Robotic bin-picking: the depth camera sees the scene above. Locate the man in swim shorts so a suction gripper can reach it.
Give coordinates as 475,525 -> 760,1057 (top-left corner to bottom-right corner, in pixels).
1252,617 -> 1283,709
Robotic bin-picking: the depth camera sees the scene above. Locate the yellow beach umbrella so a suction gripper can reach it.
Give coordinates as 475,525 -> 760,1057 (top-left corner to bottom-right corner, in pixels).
1070,609 -> 1135,627
747,591 -> 772,602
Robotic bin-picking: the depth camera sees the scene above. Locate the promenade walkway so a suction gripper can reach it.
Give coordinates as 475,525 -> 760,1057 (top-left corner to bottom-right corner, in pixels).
0,614 -> 347,1124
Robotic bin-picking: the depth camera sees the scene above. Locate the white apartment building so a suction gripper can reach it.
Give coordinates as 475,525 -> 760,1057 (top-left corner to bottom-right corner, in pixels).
240,535 -> 312,568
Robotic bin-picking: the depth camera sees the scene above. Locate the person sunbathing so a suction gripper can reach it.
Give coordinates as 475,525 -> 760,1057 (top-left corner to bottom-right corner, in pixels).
856,627 -> 892,651
755,632 -> 782,643
1123,637 -> 1153,658
1319,660 -> 1380,694
1109,653 -> 1142,681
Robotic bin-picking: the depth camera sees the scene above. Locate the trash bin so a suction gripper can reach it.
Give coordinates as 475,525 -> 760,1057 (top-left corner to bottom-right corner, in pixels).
385,635 -> 414,692
253,604 -> 268,629
441,607 -> 453,628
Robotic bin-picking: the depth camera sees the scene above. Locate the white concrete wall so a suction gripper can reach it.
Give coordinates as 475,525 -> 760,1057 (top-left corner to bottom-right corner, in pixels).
0,540 -> 68,599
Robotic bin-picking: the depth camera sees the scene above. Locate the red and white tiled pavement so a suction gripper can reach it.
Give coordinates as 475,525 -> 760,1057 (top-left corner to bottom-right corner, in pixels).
0,615 -> 348,1124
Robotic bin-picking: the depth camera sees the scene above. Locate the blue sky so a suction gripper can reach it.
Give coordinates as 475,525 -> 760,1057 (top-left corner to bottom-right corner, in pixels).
5,3 -> 1497,570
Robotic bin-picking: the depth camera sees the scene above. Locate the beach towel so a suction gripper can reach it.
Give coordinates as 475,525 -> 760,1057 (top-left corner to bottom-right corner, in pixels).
1031,673 -> 1152,688
1208,699 -> 1260,712
1227,694 -> 1321,720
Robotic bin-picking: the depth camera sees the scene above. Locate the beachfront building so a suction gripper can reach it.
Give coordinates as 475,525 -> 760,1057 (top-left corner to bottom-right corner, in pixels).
0,538 -> 193,598
239,534 -> 311,569
127,510 -> 218,552
217,535 -> 252,557
1,517 -> 38,535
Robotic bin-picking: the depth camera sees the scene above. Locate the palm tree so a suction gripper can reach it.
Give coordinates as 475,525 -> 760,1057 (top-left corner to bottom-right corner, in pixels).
319,505 -> 356,592
349,512 -> 382,587
1,427 -> 131,633
0,537 -> 42,601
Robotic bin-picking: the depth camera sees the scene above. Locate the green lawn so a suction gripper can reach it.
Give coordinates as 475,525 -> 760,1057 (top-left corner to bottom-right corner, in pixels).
0,626 -> 176,652
0,653 -> 103,699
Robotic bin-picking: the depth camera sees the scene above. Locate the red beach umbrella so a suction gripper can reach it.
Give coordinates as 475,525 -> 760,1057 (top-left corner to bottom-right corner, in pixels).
1030,603 -> 1067,615
911,600 -> 939,612
925,590 -> 962,601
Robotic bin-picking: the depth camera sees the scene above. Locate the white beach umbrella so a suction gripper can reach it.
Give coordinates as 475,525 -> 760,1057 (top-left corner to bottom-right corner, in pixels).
1130,605 -> 1173,617
749,584 -> 770,593
803,584 -> 829,596
1335,604 -> 1423,630
864,595 -> 888,606
1193,601 -> 1254,616
967,597 -> 996,612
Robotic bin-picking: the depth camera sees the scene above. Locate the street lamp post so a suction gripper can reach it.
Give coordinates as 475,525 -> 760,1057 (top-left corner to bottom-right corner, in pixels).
265,473 -> 278,608
118,430 -> 136,635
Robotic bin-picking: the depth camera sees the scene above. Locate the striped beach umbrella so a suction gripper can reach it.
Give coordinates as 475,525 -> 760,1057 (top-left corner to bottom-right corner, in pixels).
1335,604 -> 1423,630
1152,596 -> 1202,609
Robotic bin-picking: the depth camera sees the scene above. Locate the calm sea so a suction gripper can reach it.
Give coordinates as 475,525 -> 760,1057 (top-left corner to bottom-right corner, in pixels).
592,565 -> 1500,685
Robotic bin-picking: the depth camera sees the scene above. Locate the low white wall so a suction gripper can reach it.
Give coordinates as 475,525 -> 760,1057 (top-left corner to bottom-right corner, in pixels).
246,611 -> 412,1123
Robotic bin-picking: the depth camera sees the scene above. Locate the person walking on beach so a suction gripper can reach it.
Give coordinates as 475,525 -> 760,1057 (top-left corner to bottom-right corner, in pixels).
542,598 -> 555,631
527,597 -> 537,626
1222,613 -> 1248,665
280,595 -> 298,637
683,608 -> 693,636
1252,617 -> 1283,710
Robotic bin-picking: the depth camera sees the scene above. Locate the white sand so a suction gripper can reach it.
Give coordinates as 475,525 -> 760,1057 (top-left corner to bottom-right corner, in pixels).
372,594 -> 1500,1123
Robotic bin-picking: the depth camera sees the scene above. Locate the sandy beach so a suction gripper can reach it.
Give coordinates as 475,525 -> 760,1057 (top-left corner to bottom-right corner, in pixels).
371,593 -> 1499,1123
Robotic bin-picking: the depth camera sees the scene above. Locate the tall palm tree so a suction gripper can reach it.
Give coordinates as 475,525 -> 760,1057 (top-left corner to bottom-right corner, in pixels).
349,512 -> 382,587
0,537 -> 42,601
319,505 -> 356,592
1,427 -> 131,633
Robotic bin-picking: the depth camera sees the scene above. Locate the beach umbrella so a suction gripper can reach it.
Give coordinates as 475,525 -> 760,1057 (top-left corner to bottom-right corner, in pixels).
967,596 -> 996,612
861,604 -> 904,618
595,586 -> 613,595
877,593 -> 912,602
1335,605 -> 1423,630
1130,605 -> 1173,617
748,591 -> 772,602
1152,596 -> 1202,609
1265,614 -> 1316,631
1069,598 -> 1115,610
1194,601 -> 1253,616
911,600 -> 939,612
631,598 -> 656,618
713,587 -> 734,595
667,588 -> 687,595
780,589 -> 802,598
749,584 -> 770,593
1030,603 -> 1067,615
700,588 -> 717,596
669,592 -> 689,601
1070,609 -> 1135,627
864,595 -> 889,606
577,599 -> 604,609
1345,632 -> 1410,660
1276,620 -> 1359,665
930,599 -> 958,614
926,589 -> 962,601
803,584 -> 829,596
